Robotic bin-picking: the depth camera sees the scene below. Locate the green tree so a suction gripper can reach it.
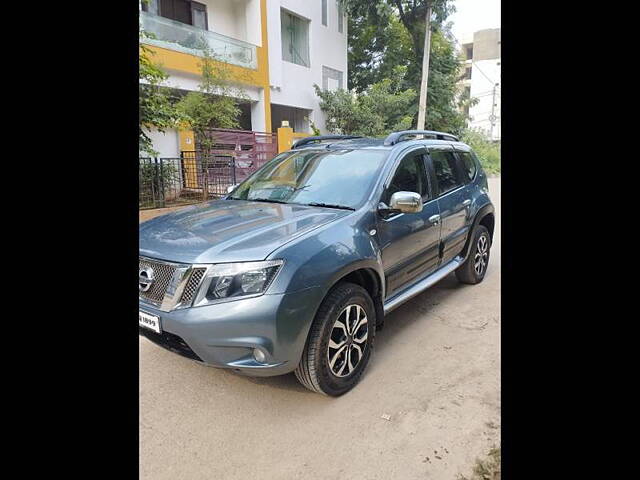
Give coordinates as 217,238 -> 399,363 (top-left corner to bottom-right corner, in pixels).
314,67 -> 417,136
341,0 -> 467,134
347,5 -> 414,92
139,34 -> 185,156
175,48 -> 247,154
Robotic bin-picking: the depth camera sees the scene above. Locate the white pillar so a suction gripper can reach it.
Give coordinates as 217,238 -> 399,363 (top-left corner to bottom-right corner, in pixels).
251,88 -> 267,132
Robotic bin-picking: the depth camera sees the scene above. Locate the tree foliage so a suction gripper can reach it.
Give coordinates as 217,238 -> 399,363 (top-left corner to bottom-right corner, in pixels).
314,67 -> 416,136
139,34 -> 185,155
175,49 -> 247,154
460,129 -> 500,174
339,0 -> 467,134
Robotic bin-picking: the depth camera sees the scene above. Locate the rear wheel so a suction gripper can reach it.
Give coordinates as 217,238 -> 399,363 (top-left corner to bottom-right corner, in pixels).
295,282 -> 375,396
456,225 -> 491,284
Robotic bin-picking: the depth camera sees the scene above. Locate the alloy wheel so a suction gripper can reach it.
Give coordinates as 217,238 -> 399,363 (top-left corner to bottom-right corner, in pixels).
327,304 -> 369,378
474,234 -> 489,276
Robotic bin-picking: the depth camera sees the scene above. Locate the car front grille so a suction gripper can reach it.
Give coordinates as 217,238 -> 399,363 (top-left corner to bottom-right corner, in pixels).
179,267 -> 206,305
139,327 -> 203,362
139,257 -> 178,307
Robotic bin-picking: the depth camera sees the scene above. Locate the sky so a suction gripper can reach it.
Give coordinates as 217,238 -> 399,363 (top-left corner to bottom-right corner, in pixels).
449,0 -> 501,45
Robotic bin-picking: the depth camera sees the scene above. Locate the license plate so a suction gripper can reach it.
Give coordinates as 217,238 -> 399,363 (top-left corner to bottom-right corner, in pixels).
139,311 -> 161,334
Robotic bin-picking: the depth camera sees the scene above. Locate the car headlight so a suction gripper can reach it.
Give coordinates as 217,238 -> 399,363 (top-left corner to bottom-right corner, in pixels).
191,260 -> 284,307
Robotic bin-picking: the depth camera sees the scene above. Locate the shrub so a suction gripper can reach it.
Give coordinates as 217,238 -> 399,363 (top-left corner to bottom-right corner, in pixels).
460,129 -> 501,175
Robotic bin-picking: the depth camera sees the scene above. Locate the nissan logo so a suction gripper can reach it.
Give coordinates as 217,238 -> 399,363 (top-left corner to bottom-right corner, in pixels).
139,267 -> 155,292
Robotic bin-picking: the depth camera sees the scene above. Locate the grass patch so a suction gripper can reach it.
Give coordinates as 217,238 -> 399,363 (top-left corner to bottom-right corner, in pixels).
458,446 -> 501,480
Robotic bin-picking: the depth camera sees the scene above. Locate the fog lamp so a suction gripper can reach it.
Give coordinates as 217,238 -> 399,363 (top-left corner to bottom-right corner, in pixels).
253,348 -> 267,363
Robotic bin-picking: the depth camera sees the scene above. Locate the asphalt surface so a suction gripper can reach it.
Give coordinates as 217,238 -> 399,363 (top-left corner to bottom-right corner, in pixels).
140,177 -> 500,479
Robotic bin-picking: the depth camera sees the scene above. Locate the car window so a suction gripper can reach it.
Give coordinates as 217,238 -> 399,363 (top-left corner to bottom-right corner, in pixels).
457,151 -> 477,182
230,149 -> 389,209
430,150 -> 463,196
383,151 -> 429,204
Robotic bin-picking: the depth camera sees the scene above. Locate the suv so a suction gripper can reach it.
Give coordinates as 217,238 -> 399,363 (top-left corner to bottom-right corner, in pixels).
139,130 -> 495,396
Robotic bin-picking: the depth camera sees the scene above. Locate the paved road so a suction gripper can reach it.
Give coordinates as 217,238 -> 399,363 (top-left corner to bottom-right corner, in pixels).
140,177 -> 501,480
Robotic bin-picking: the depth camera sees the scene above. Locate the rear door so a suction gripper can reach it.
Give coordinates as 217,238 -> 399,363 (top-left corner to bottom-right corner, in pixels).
454,145 -> 480,225
426,145 -> 471,265
376,147 -> 441,298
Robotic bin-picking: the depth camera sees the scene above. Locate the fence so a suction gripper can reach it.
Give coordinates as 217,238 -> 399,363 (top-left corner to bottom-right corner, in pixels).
140,133 -> 279,209
139,157 -> 202,209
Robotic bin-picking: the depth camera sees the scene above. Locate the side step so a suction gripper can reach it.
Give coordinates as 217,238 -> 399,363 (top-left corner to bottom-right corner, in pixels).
383,257 -> 463,314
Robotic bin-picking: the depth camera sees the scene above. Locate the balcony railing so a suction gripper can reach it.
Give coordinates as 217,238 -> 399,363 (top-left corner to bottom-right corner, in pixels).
140,11 -> 257,70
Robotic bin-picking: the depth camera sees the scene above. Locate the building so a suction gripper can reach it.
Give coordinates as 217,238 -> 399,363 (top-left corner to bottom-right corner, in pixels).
139,0 -> 348,157
459,28 -> 501,141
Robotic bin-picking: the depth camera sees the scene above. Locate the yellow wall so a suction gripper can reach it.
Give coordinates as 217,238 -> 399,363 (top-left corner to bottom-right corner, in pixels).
147,0 -> 272,133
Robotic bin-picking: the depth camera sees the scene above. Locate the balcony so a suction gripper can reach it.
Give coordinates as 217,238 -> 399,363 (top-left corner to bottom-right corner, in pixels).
140,11 -> 257,70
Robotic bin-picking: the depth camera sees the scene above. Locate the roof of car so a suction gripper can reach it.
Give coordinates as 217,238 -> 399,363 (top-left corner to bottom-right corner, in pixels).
296,138 -> 461,150
291,131 -> 470,152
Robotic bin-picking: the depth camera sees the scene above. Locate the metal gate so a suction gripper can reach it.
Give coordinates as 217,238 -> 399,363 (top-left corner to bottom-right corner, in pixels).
181,128 -> 279,198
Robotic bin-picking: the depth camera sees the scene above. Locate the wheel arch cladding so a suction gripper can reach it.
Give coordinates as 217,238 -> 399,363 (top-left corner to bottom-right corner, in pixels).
321,262 -> 385,328
479,212 -> 495,240
462,204 -> 495,258
338,268 -> 382,299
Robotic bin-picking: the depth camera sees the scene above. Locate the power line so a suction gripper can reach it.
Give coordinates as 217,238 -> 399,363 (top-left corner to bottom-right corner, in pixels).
471,61 -> 498,85
471,91 -> 501,99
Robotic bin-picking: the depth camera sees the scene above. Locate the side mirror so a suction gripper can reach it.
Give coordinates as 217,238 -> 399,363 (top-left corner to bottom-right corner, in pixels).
389,191 -> 423,214
226,184 -> 239,194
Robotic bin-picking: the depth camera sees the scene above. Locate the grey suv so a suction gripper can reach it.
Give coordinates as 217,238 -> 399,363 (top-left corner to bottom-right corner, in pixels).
139,130 -> 495,396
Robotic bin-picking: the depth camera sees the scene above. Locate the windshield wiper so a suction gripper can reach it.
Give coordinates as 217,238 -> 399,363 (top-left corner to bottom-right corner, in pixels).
249,198 -> 290,204
304,202 -> 355,211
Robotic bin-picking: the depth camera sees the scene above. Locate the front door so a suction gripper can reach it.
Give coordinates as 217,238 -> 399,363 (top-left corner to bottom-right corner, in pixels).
376,148 -> 442,298
427,146 -> 471,265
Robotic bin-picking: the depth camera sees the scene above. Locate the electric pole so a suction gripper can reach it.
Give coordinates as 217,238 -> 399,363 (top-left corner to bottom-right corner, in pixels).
489,83 -> 498,140
416,2 -> 432,131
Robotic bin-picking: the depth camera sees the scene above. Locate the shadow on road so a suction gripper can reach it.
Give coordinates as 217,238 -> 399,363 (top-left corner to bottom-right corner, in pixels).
373,272 -> 471,356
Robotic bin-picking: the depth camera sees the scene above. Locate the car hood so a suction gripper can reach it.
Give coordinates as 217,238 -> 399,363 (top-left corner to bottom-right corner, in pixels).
139,199 -> 351,264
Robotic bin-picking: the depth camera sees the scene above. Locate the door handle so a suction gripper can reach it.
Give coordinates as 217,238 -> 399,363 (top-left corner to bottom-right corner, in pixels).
429,214 -> 441,225
462,199 -> 471,207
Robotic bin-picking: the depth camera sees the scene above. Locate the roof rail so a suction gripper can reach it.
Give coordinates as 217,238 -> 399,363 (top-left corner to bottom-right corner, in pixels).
291,135 -> 364,149
383,130 -> 459,146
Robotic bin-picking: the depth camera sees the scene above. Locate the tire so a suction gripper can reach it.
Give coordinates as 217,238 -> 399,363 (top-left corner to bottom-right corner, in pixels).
456,225 -> 491,285
294,282 -> 376,396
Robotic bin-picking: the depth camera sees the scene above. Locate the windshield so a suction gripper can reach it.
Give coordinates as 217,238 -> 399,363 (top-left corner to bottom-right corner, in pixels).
229,149 -> 388,209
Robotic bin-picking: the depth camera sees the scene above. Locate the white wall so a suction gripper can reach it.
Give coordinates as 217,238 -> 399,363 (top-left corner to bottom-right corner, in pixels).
244,0 -> 262,46
268,0 -> 348,133
202,0 -> 249,43
143,128 -> 180,157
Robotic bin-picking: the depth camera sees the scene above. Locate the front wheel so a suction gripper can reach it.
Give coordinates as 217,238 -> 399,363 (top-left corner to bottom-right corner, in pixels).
456,225 -> 491,284
294,282 -> 376,396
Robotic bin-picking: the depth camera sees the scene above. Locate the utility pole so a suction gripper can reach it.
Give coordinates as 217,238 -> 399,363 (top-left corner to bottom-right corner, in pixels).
416,2 -> 432,130
489,83 -> 498,140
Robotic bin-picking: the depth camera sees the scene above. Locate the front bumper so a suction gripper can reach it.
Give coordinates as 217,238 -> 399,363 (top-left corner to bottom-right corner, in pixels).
139,287 -> 323,377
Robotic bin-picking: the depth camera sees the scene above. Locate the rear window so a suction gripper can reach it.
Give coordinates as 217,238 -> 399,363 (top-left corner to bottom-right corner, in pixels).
430,151 -> 464,195
457,151 -> 477,182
